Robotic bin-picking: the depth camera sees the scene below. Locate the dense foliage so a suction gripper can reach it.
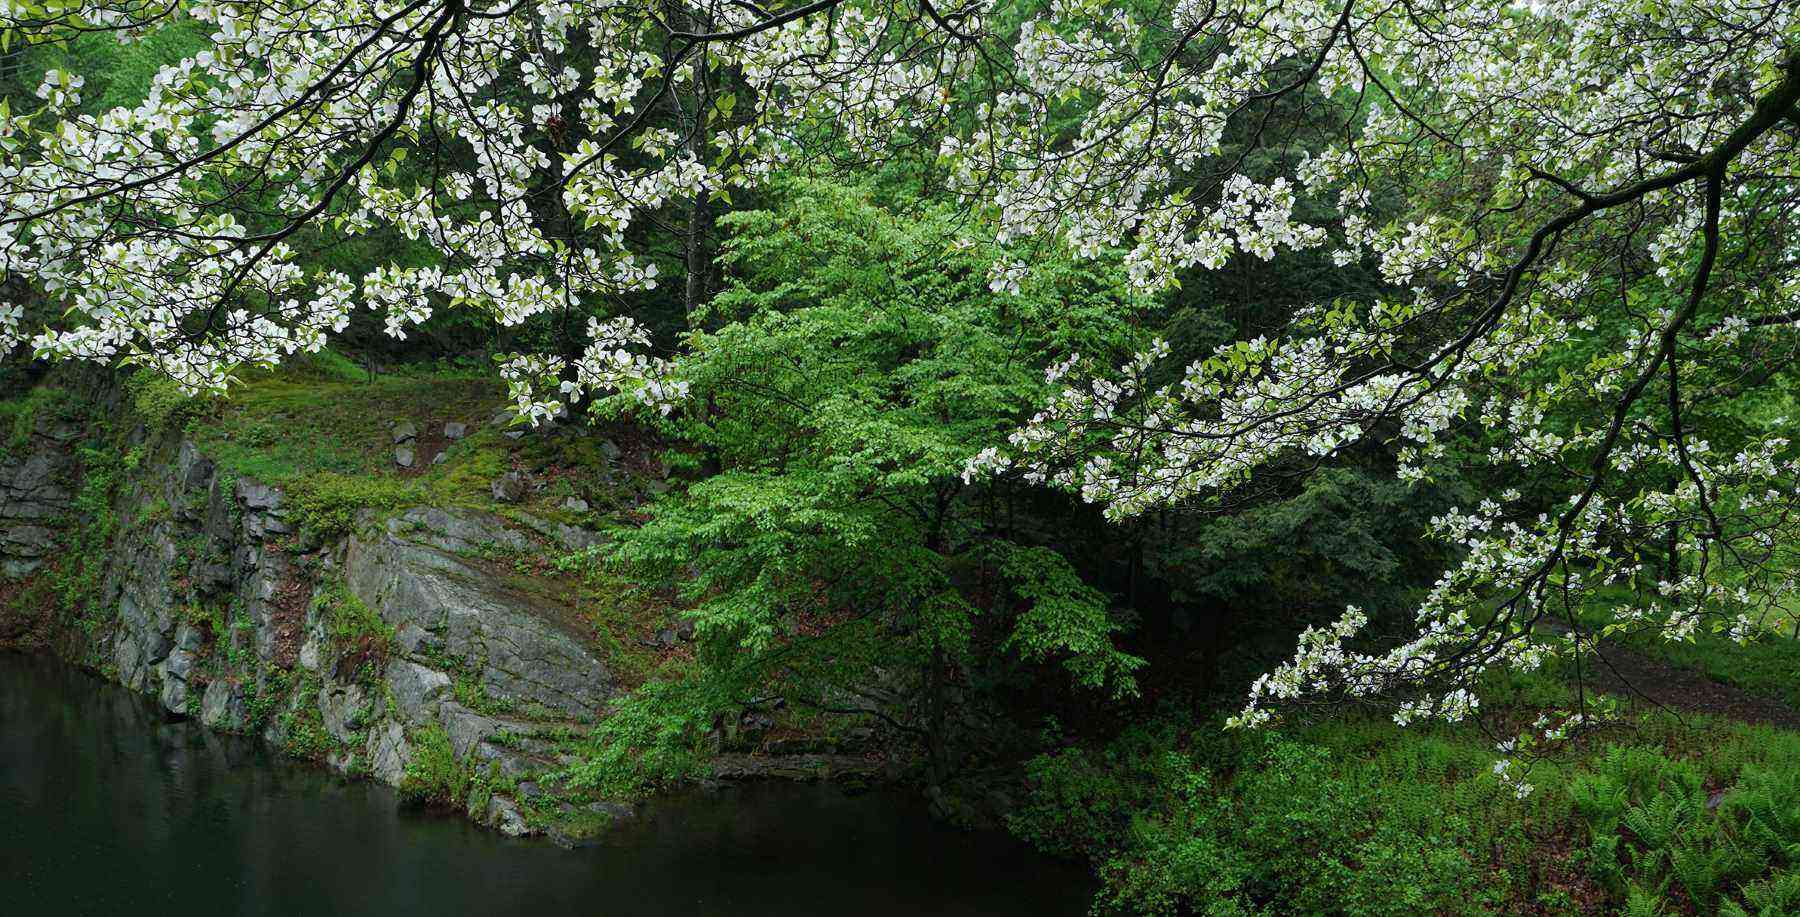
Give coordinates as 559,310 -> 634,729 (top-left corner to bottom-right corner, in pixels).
1006,700 -> 1800,915
4,1 -> 1800,912
570,179 -> 1149,780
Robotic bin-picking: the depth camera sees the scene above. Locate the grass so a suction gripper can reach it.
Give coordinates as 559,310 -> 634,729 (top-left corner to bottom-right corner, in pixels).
170,351 -> 654,539
95,350 -> 651,547
188,357 -> 504,484
116,352 -> 519,538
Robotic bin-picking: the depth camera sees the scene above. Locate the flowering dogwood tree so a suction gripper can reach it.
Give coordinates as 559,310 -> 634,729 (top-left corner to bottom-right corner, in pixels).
954,0 -> 1800,767
0,0 -> 983,395
5,0 -> 1800,757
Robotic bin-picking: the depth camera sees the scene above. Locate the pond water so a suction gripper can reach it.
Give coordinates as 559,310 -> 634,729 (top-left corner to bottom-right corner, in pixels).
0,654 -> 1091,915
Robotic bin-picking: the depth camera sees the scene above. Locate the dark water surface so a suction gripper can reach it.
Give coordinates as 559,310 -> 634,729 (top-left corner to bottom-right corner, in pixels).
0,654 -> 1091,915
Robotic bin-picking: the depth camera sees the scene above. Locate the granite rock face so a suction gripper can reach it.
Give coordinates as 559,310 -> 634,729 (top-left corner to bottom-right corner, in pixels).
365,720 -> 412,785
201,679 -> 249,730
1,415 -> 621,838
344,507 -> 615,720
385,659 -> 453,723
0,414 -> 83,578
96,452 -> 305,719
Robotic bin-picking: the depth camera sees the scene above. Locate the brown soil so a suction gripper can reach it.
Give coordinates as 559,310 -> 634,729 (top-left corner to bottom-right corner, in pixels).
1578,638 -> 1800,730
266,554 -> 311,669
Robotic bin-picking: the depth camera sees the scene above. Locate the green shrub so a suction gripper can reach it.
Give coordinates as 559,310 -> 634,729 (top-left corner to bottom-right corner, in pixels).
311,581 -> 394,679
245,668 -> 289,732
399,723 -> 470,807
558,676 -> 717,797
279,673 -> 335,760
127,372 -> 212,436
286,473 -> 409,540
1007,721 -> 1207,860
1010,723 -> 1511,916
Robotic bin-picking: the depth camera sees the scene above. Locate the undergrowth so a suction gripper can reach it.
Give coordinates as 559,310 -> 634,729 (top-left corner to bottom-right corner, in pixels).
1007,697 -> 1800,916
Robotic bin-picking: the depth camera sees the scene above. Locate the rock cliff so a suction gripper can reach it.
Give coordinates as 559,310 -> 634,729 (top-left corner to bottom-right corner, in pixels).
2,377 -> 900,841
1,405 -> 631,839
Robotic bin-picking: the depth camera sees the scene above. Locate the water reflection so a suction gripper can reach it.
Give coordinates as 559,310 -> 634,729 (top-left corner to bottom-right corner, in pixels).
0,654 -> 1090,916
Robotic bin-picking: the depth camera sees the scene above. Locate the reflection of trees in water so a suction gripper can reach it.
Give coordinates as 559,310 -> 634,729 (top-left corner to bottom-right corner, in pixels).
2,654 -> 1091,916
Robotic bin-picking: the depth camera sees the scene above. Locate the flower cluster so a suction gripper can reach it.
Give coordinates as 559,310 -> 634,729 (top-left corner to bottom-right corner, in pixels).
2,0 -> 1798,734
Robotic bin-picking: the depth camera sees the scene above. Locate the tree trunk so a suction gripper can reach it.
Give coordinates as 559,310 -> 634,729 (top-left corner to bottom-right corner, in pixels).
666,0 -> 715,325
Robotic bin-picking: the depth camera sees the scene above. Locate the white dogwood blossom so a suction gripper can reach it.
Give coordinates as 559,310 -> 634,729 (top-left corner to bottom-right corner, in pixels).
0,0 -> 983,390
956,0 -> 1800,734
4,0 -> 1800,736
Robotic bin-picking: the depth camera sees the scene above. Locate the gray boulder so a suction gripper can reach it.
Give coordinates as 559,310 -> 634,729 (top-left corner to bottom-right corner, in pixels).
236,480 -> 283,511
470,737 -> 556,779
343,516 -> 616,718
509,511 -> 604,553
200,680 -> 249,730
157,651 -> 195,715
0,415 -> 81,577
385,659 -> 452,723
175,440 -> 216,492
298,634 -> 322,671
365,720 -> 411,786
490,472 -> 527,503
486,795 -> 532,837
319,681 -> 369,743
388,507 -> 531,555
438,703 -> 508,759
